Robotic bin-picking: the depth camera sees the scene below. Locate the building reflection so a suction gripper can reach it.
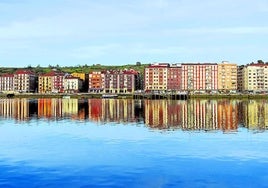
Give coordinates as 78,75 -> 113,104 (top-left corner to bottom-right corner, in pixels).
88,99 -> 139,123
243,100 -> 268,130
0,98 -> 37,121
144,99 -> 239,132
0,98 -> 267,131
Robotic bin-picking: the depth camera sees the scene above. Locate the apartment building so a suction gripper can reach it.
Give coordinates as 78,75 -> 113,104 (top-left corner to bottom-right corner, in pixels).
88,71 -> 105,93
181,63 -> 218,92
218,61 -> 237,92
63,75 -> 83,93
104,69 -> 139,93
0,73 -> 14,92
14,70 -> 37,93
239,62 -> 268,92
71,72 -> 88,92
144,63 -> 169,92
38,71 -> 65,93
167,64 -> 182,91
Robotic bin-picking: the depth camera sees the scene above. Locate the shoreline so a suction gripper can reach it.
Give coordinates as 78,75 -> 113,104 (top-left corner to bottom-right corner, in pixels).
1,93 -> 268,99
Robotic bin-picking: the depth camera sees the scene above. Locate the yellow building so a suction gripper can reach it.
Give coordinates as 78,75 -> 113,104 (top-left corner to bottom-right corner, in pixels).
71,73 -> 86,81
38,71 -> 65,93
218,61 -> 237,92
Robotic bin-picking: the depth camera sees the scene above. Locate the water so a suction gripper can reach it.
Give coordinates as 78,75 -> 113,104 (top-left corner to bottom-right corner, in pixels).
0,98 -> 268,187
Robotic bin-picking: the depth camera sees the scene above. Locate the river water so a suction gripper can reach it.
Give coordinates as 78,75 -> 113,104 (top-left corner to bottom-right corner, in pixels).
0,98 -> 267,187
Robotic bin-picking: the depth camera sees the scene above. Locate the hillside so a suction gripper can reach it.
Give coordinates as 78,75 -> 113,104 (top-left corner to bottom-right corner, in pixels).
0,63 -> 149,75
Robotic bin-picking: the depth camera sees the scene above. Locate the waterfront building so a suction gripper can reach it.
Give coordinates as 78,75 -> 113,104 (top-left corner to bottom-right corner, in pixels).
181,63 -> 218,93
14,70 -> 37,93
71,72 -> 89,92
217,61 -> 237,93
167,64 -> 182,92
144,63 -> 169,92
88,71 -> 105,93
0,73 -> 14,92
38,71 -> 65,93
104,69 -> 139,93
238,62 -> 268,92
63,75 -> 83,93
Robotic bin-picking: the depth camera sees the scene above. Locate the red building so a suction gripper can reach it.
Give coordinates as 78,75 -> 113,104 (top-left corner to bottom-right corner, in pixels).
167,64 -> 182,91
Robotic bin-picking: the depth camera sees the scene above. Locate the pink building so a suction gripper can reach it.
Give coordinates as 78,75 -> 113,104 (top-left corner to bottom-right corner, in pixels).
104,69 -> 139,93
181,63 -> 218,92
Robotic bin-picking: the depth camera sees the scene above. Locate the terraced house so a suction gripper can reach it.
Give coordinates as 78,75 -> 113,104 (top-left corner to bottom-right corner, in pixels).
38,71 -> 65,93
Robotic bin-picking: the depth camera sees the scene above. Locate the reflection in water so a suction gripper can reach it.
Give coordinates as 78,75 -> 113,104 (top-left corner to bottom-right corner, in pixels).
0,98 -> 268,131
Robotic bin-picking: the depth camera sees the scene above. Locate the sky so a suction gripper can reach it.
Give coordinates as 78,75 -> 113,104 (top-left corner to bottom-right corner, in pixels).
0,0 -> 268,67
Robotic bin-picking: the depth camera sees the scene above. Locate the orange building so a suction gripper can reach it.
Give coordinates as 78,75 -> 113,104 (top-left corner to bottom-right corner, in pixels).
88,71 -> 105,93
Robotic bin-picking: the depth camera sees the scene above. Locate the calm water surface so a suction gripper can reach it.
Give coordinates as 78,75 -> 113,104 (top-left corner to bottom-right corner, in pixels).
0,98 -> 268,187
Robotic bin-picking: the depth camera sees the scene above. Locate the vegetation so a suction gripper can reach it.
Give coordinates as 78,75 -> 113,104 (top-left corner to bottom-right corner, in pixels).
0,63 -> 149,75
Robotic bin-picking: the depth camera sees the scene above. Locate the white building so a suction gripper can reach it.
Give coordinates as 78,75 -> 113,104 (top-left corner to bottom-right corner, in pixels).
63,75 -> 83,93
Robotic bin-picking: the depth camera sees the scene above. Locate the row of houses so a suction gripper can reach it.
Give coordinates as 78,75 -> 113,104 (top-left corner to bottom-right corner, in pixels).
0,69 -> 141,94
0,61 -> 267,94
145,61 -> 268,93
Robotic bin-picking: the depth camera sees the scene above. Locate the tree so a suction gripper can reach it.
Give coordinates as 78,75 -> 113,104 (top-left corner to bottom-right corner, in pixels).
257,60 -> 264,64
136,62 -> 141,66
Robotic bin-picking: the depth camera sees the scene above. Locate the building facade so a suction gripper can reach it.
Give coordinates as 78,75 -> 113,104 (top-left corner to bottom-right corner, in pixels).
239,62 -> 268,92
88,71 -> 105,93
104,69 -> 139,93
167,64 -> 182,91
63,75 -> 83,93
181,63 -> 218,93
38,71 -> 65,93
0,73 -> 14,92
14,70 -> 37,93
144,63 -> 169,92
218,61 -> 237,92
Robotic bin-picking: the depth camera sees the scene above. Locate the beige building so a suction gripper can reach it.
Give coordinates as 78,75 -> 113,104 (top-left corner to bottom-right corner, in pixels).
14,70 -> 37,93
218,61 -> 237,92
239,62 -> 268,92
144,63 -> 169,92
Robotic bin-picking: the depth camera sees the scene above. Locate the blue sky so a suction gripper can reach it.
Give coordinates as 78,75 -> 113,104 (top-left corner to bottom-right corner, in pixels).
0,0 -> 268,67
